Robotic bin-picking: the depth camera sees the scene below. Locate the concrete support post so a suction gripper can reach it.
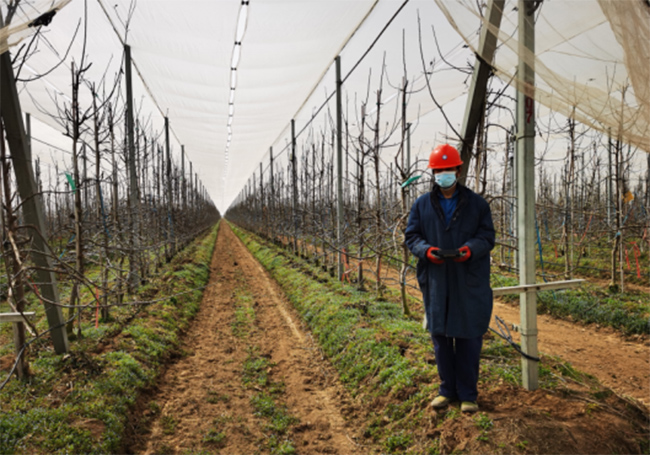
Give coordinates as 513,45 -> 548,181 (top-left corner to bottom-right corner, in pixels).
181,145 -> 186,210
25,112 -> 31,164
291,120 -> 298,254
270,147 -> 275,241
335,56 -> 344,279
165,117 -> 175,257
189,161 -> 193,210
458,0 -> 504,183
516,0 -> 538,391
125,45 -> 140,288
260,162 -> 264,235
607,130 -> 613,238
0,50 -> 69,354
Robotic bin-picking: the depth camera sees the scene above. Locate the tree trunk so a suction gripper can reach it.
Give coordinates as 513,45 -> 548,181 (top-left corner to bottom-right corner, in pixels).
357,104 -> 366,290
0,120 -> 27,378
373,89 -> 383,298
69,62 -> 84,337
563,115 -> 575,279
93,90 -> 109,321
398,81 -> 410,316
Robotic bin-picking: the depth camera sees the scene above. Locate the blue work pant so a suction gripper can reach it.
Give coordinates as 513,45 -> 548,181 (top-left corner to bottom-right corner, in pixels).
432,334 -> 483,402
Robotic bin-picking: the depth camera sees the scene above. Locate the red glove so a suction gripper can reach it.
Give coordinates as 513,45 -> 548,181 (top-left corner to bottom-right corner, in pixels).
454,245 -> 471,262
426,247 -> 444,265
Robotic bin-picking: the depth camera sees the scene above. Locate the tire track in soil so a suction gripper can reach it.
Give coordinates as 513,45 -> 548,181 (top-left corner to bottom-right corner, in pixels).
129,224 -> 367,454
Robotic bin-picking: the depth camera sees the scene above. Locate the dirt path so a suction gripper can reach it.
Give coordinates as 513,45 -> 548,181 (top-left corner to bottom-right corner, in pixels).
490,300 -> 649,405
369,263 -> 649,406
128,224 -> 368,454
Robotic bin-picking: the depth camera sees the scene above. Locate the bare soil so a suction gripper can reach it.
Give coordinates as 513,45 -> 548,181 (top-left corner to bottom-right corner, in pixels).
126,223 -> 370,454
123,228 -> 648,454
490,299 -> 649,406
370,260 -> 650,406
237,236 -> 649,454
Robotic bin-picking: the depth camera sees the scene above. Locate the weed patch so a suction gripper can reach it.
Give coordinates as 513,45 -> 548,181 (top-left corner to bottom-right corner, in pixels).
202,428 -> 227,447
242,344 -> 298,453
232,292 -> 256,338
474,412 -> 493,442
160,414 -> 178,435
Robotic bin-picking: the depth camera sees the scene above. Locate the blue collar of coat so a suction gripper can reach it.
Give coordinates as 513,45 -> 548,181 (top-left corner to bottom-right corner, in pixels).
430,183 -> 469,206
436,187 -> 459,200
429,183 -> 470,225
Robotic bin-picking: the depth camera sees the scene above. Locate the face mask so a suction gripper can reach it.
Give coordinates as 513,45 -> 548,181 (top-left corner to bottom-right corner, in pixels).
435,171 -> 457,189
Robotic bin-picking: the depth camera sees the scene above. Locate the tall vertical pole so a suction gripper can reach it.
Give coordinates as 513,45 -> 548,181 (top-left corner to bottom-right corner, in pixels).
335,56 -> 344,279
270,147 -> 275,241
617,140 -> 624,292
516,0 -> 538,390
458,0 -> 505,182
291,120 -> 298,254
0,48 -> 69,353
165,117 -> 175,257
189,161 -> 193,211
260,162 -> 265,236
25,113 -> 31,164
181,145 -> 186,210
25,112 -> 32,226
511,129 -> 517,268
125,45 -> 140,288
607,129 -> 613,239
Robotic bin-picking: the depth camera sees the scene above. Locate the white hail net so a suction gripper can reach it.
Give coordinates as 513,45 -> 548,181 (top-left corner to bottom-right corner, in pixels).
1,0 -> 648,210
436,0 -> 650,152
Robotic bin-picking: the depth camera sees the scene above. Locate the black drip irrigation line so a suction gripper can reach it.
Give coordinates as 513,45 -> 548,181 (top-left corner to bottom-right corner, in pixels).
489,315 -> 541,362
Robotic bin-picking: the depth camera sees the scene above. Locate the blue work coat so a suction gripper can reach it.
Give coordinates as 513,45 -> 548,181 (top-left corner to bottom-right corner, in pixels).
405,184 -> 495,339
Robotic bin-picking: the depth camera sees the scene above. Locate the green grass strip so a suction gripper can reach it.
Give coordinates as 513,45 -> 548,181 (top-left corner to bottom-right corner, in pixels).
231,225 -> 438,452
491,274 -> 650,336
0,223 -> 219,454
230,225 -> 650,453
226,265 -> 298,454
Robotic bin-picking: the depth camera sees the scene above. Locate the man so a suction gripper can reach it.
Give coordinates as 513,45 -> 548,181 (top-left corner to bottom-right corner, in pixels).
405,143 -> 495,413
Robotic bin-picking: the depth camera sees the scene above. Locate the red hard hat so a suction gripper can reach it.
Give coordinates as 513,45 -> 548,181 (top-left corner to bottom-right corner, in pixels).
428,144 -> 463,170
